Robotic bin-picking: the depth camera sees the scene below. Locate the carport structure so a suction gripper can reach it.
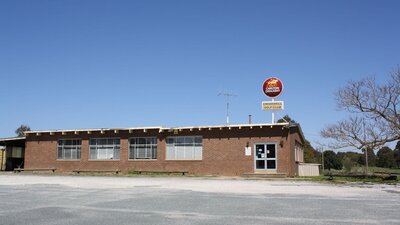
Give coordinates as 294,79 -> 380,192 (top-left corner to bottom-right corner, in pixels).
0,137 -> 26,171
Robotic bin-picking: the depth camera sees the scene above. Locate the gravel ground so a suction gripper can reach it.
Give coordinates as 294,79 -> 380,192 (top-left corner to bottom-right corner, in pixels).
0,174 -> 399,225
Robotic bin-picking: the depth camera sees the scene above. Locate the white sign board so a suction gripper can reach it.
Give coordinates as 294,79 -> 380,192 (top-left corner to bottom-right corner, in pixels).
245,147 -> 252,156
262,101 -> 284,111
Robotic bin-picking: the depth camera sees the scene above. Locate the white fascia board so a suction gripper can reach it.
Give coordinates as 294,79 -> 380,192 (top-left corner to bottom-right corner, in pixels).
171,123 -> 290,130
24,123 -> 290,135
0,137 -> 26,141
25,127 -> 165,135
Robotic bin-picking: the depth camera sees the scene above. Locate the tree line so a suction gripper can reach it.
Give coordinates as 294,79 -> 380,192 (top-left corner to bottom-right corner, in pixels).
303,140 -> 400,170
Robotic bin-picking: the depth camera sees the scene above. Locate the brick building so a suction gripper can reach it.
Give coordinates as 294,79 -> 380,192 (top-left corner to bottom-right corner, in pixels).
16,122 -> 305,176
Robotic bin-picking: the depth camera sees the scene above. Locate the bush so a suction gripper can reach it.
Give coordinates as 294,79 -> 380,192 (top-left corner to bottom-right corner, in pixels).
324,150 -> 343,170
343,157 -> 354,173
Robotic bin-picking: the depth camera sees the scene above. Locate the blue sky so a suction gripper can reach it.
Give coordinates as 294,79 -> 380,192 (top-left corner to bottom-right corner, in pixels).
1,0 -> 399,150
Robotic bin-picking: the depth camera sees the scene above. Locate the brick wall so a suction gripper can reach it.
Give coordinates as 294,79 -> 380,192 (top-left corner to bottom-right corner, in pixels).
25,126 -> 303,176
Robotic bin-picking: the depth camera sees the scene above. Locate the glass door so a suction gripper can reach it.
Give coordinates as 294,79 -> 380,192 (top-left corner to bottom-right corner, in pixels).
254,143 -> 277,171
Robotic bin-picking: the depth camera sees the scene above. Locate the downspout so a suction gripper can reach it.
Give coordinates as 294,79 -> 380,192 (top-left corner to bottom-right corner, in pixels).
0,145 -> 5,171
0,149 -> 3,171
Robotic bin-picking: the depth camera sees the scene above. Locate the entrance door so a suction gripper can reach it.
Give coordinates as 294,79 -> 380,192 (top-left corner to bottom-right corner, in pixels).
254,143 -> 277,171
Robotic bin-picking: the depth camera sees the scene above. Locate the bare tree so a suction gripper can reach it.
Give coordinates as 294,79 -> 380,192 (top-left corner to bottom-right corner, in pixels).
321,68 -> 400,150
15,125 -> 31,137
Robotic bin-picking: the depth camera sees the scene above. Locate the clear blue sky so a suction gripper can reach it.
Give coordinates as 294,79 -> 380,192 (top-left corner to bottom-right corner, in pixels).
1,0 -> 399,150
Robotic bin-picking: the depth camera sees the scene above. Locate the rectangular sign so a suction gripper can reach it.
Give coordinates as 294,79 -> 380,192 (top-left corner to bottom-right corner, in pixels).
245,147 -> 252,156
262,101 -> 284,110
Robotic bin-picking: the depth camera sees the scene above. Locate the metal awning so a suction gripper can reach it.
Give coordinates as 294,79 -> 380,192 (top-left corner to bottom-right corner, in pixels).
0,137 -> 26,147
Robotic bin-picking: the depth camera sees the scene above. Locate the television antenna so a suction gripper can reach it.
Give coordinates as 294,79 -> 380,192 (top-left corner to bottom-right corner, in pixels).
218,92 -> 237,125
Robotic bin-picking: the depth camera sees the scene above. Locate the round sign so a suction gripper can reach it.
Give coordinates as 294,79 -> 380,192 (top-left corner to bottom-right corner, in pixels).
262,77 -> 283,98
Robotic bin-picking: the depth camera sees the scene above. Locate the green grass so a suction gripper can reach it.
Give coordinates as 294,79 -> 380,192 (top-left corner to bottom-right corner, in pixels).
311,166 -> 400,184
325,166 -> 400,176
300,175 -> 395,184
301,168 -> 400,184
348,166 -> 400,174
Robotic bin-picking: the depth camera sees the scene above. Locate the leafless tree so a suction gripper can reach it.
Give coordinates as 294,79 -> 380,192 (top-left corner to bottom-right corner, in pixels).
321,67 -> 400,151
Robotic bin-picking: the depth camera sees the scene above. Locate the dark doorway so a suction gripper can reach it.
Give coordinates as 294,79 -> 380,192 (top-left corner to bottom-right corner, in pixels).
5,146 -> 24,171
0,137 -> 26,171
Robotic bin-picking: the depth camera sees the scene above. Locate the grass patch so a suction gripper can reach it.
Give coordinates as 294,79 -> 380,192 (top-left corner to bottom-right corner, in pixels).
349,166 -> 400,174
314,166 -> 400,184
303,174 -> 399,184
325,166 -> 400,175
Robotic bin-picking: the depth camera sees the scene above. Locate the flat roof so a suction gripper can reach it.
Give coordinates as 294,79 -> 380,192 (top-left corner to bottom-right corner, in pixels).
25,123 -> 292,134
0,137 -> 26,142
0,137 -> 26,147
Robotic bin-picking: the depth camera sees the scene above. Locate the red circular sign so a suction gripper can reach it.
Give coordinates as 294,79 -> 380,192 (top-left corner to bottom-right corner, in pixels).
262,77 -> 283,98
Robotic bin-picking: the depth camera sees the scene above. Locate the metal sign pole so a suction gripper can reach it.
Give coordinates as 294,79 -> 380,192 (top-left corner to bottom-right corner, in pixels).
321,147 -> 324,173
226,96 -> 230,124
271,98 -> 275,124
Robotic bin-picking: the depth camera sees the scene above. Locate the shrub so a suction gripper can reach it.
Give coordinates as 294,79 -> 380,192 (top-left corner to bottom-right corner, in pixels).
343,157 -> 354,173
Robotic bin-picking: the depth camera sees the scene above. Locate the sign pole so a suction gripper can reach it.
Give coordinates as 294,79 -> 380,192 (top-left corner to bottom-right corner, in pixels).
271,98 -> 275,124
226,96 -> 229,124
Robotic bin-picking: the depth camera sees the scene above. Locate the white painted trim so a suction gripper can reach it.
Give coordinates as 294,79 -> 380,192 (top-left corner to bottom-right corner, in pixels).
0,137 -> 26,141
24,123 -> 291,135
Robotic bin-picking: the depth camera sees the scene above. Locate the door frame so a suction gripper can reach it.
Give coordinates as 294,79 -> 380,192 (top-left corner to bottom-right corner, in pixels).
254,142 -> 278,172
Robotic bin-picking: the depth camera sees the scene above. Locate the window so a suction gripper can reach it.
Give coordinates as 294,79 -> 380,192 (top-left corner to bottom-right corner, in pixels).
295,141 -> 304,162
129,137 -> 157,159
89,138 -> 120,160
57,139 -> 81,160
166,136 -> 202,160
11,147 -> 24,158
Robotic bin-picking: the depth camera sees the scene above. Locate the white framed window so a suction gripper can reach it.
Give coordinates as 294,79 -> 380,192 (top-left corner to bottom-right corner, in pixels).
57,139 -> 81,160
295,141 -> 304,162
129,137 -> 157,159
166,136 -> 202,160
89,138 -> 120,160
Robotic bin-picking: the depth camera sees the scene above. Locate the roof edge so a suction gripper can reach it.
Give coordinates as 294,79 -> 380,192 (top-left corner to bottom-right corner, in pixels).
0,136 -> 26,142
288,123 -> 306,143
24,123 -> 290,134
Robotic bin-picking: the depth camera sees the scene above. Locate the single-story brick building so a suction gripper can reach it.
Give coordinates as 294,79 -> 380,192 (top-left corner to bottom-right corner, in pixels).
1,122 -> 305,176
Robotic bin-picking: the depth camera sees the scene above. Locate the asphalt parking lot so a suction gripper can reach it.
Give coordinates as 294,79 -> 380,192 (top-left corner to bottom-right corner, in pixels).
0,174 -> 399,225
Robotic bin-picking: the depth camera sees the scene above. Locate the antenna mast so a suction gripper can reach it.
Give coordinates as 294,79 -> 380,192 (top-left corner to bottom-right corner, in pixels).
218,92 -> 237,125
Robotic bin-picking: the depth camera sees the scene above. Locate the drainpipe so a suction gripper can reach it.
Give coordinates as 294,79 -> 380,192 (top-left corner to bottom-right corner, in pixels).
0,146 -> 5,171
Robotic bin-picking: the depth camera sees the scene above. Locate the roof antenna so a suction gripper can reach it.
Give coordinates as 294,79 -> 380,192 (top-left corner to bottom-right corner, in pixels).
218,92 -> 237,125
